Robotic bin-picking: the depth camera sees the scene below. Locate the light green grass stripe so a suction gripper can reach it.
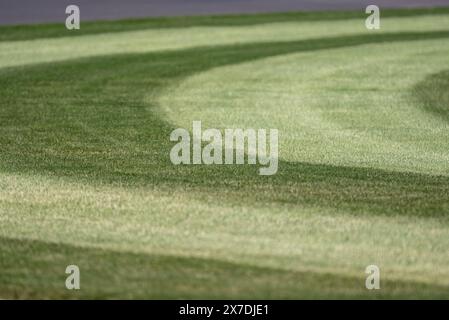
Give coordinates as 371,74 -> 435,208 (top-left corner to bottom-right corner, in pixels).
2,14 -> 449,69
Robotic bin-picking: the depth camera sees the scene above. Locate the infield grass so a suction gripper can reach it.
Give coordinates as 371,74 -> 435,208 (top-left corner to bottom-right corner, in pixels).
1,8 -> 449,299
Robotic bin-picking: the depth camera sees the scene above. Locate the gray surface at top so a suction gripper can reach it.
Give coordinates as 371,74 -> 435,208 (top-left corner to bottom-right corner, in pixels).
0,0 -> 448,25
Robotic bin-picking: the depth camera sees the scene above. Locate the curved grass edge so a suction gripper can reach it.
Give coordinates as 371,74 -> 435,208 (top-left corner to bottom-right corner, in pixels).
413,69 -> 449,121
1,31 -> 449,217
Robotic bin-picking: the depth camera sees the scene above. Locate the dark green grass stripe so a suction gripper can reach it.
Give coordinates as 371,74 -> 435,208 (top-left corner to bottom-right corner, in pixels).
1,31 -> 449,216
413,70 -> 449,120
1,236 -> 448,299
1,7 -> 449,43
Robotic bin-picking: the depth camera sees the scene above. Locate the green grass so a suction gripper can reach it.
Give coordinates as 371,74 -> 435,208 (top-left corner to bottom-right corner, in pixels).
1,8 -> 449,299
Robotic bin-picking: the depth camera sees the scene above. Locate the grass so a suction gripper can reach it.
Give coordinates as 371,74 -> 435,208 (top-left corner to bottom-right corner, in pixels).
1,8 -> 449,299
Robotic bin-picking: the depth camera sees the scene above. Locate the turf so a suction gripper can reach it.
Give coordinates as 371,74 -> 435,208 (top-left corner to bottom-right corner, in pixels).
1,8 -> 449,299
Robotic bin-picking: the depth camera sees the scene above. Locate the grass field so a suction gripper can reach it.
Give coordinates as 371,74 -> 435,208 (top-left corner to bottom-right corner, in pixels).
1,8 -> 449,299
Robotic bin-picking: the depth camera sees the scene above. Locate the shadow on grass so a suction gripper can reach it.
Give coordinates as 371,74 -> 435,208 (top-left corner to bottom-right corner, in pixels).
1,31 -> 449,216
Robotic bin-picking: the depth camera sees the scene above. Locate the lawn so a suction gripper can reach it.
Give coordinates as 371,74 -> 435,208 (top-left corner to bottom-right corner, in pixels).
1,8 -> 449,299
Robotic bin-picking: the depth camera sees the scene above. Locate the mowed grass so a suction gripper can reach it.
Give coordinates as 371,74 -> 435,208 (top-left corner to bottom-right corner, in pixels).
1,9 -> 449,299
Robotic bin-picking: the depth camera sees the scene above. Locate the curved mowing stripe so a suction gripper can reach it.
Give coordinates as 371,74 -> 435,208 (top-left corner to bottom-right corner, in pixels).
158,38 -> 449,176
1,31 -> 449,216
414,70 -> 449,119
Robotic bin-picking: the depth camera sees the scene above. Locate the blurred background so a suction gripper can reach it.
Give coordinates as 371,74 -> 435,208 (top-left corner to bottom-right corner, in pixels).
1,0 -> 449,25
